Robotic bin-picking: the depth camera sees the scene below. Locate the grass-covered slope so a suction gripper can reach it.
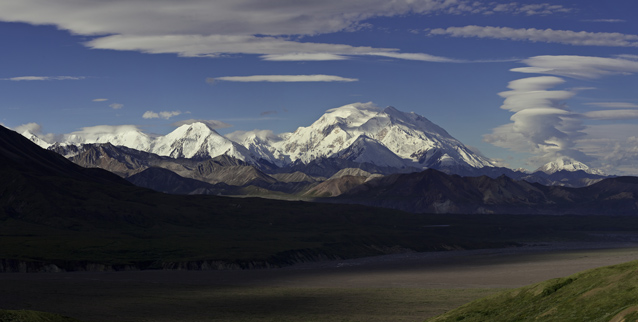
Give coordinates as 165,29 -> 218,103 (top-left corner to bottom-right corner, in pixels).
427,259 -> 638,322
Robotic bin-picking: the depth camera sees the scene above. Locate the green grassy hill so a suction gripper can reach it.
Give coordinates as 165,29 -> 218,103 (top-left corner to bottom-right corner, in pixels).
427,259 -> 638,322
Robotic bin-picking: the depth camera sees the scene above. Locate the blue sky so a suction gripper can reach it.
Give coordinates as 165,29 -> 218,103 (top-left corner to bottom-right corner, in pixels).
2,0 -> 638,174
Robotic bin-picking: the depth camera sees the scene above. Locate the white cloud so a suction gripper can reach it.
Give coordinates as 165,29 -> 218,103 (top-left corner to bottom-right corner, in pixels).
490,3 -> 571,15
159,111 -> 181,119
583,110 -> 638,120
93,98 -> 108,102
484,76 -> 588,163
85,34 -> 393,58
584,102 -> 638,109
171,119 -> 233,129
109,103 -> 124,110
511,55 -> 638,79
211,75 -> 358,82
0,1 -> 569,61
2,76 -> 85,81
13,122 -> 61,143
142,111 -> 159,119
577,125 -> 638,175
260,53 -> 349,61
585,19 -> 626,23
14,122 -> 43,134
143,110 -> 182,120
366,52 -> 463,63
428,26 -> 638,47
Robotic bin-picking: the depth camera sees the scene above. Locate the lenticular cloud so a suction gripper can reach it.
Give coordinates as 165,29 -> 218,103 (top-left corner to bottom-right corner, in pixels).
484,76 -> 587,162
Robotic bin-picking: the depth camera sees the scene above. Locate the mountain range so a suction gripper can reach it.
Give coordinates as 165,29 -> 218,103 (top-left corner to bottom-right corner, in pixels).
22,103 -> 611,201
3,119 -> 638,216
27,103 -> 497,170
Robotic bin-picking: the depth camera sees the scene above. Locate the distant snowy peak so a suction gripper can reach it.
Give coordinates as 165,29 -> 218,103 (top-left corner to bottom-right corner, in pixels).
537,157 -> 604,175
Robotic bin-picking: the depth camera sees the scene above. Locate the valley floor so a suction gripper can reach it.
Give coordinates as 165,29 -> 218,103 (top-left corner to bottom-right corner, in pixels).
2,241 -> 638,322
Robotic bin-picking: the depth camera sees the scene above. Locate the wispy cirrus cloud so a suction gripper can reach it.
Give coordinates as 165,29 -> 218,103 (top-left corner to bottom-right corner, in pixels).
2,76 -> 85,81
209,75 -> 358,83
109,103 -> 124,110
428,26 -> 638,47
92,98 -> 108,102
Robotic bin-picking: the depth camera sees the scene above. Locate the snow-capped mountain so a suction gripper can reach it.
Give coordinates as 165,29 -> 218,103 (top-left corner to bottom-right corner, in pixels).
150,122 -> 252,160
266,103 -> 494,170
26,123 -> 258,163
536,157 -> 605,175
21,103 -> 494,172
62,125 -> 154,152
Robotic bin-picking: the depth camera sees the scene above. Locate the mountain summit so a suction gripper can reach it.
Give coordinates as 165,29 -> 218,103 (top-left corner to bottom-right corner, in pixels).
267,103 -> 494,170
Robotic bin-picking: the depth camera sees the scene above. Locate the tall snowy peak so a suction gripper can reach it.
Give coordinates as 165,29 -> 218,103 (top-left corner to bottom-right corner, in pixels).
273,103 -> 494,169
536,157 -> 604,175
